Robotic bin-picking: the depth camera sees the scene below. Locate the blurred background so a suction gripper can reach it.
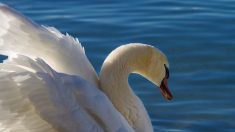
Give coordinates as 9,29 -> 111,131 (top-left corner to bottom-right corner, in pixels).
1,0 -> 235,131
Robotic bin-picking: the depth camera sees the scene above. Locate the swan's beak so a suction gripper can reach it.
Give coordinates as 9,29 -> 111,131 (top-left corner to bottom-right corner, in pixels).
160,78 -> 173,100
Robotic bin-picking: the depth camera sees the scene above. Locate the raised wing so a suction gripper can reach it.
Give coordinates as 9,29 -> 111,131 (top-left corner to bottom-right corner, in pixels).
0,4 -> 98,86
0,55 -> 134,132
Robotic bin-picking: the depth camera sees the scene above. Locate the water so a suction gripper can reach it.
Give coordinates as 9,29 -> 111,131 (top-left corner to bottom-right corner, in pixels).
1,0 -> 235,131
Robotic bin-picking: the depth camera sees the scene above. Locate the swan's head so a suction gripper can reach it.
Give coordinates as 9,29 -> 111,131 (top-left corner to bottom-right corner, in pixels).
148,47 -> 172,100
131,44 -> 173,100
101,43 -> 173,100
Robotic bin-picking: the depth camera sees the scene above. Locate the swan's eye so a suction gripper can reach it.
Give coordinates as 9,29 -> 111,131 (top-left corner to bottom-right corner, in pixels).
164,64 -> 169,79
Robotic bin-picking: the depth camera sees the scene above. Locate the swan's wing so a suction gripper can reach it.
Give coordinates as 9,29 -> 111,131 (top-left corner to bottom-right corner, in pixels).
0,4 -> 98,86
0,55 -> 104,132
0,55 -> 134,132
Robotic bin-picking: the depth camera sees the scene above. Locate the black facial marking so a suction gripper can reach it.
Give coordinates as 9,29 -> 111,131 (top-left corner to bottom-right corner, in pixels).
164,64 -> 169,79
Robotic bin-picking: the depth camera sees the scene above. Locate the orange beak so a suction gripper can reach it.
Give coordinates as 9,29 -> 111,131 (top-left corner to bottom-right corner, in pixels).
160,78 -> 173,100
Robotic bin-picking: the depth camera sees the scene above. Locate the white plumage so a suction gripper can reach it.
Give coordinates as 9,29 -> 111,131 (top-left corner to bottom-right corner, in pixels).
0,3 -> 172,132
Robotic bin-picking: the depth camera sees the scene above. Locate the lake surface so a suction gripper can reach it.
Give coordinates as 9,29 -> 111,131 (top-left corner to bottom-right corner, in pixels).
1,0 -> 235,131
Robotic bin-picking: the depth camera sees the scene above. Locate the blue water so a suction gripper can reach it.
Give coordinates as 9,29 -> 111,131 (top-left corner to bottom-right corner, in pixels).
1,0 -> 235,131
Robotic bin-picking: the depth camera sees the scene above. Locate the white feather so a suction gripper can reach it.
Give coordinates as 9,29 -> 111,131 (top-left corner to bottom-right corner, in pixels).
0,4 -> 98,86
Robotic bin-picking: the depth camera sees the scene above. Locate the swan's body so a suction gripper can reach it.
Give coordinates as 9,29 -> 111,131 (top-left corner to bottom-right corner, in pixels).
0,4 -> 172,132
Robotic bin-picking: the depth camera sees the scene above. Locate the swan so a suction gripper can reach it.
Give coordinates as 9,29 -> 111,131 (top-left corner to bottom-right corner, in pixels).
0,4 -> 173,132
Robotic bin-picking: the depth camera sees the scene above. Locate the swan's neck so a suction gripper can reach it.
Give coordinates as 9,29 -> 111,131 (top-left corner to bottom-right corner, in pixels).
99,44 -> 154,132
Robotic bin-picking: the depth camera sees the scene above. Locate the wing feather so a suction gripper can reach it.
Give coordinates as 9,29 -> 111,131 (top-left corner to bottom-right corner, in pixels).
0,55 -> 104,132
0,4 -> 98,86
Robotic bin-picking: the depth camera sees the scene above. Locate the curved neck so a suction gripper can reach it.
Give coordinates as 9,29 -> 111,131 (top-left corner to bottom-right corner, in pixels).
99,44 -> 154,132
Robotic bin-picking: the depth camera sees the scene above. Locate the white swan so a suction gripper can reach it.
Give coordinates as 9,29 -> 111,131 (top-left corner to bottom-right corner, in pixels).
0,4 -> 173,132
